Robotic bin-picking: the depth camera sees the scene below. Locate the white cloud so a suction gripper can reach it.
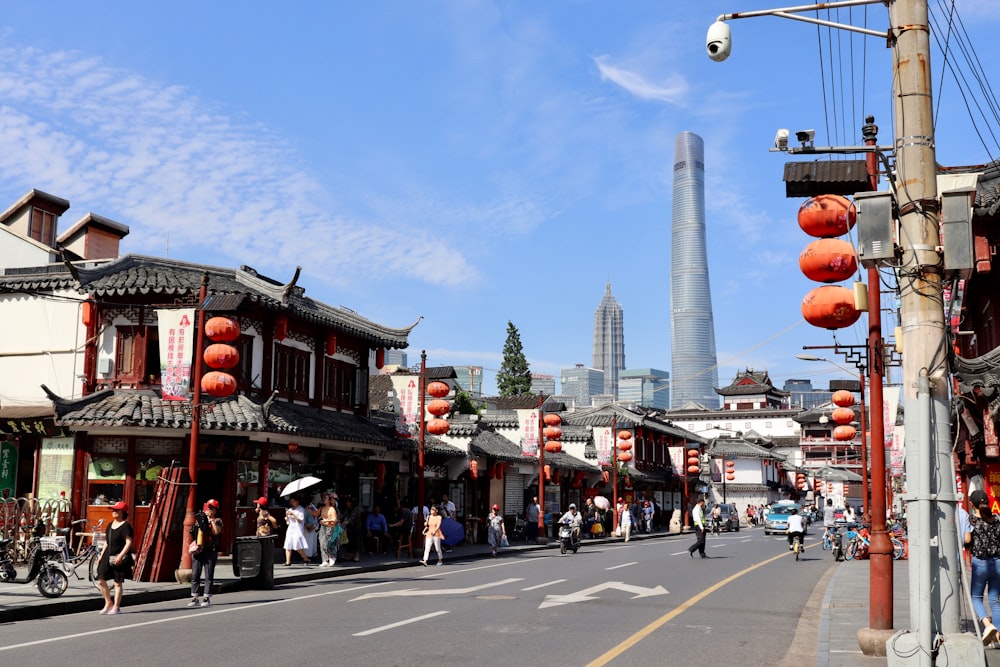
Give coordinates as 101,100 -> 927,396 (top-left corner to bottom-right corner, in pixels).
593,55 -> 689,106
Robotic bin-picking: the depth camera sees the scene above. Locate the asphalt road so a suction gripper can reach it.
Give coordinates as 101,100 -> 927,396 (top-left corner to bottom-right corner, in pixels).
0,528 -> 835,666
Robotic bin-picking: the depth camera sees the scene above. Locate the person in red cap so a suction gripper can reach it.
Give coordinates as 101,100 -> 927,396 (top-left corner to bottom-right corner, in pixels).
187,499 -> 222,608
486,504 -> 507,557
96,500 -> 133,615
254,497 -> 277,537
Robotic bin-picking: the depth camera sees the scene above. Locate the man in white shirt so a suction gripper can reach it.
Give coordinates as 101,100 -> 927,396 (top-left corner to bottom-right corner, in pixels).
688,497 -> 707,558
787,508 -> 806,550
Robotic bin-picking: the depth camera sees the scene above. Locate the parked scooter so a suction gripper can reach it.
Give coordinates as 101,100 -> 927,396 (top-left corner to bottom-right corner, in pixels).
0,520 -> 70,597
831,529 -> 844,562
559,520 -> 581,555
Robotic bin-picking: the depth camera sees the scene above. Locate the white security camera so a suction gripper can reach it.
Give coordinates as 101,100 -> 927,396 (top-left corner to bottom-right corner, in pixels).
795,129 -> 815,144
706,21 -> 731,62
774,128 -> 789,150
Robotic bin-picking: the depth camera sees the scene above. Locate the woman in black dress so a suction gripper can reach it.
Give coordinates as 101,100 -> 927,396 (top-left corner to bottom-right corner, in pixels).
97,500 -> 134,615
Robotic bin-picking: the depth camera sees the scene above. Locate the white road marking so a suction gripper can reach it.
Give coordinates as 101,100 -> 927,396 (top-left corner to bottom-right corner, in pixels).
606,562 -> 637,570
670,551 -> 688,556
350,577 -> 524,601
353,611 -> 449,636
0,579 -> 393,653
539,581 -> 668,609
521,579 -> 566,591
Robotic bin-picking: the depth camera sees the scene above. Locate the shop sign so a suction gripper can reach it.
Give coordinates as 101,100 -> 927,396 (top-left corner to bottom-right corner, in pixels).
0,441 -> 16,497
0,417 -> 62,436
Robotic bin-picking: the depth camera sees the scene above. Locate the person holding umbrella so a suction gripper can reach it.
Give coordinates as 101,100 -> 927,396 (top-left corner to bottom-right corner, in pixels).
282,496 -> 309,566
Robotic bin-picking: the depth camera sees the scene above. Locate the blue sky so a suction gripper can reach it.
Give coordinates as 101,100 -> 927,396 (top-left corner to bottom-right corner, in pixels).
0,1 -> 996,397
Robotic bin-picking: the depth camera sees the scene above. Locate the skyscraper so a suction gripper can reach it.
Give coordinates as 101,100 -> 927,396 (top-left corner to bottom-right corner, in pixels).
560,365 -> 605,408
593,281 -> 625,398
670,131 -> 720,408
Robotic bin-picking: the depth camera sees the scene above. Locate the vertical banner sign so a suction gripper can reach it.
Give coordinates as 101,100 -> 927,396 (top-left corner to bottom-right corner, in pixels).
593,426 -> 612,465
157,308 -> 195,401
517,409 -> 539,456
390,375 -> 419,438
37,437 -> 74,499
668,447 -> 684,476
0,441 -> 16,498
984,463 -> 1000,515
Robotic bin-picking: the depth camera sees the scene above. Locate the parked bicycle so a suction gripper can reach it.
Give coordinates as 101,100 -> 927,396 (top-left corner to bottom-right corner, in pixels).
0,519 -> 69,597
54,519 -> 105,591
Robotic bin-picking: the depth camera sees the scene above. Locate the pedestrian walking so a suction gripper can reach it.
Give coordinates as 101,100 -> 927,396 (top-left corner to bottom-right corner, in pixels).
965,489 -> 1000,645
283,496 -> 310,566
688,497 -> 707,558
620,502 -> 635,542
187,499 -> 222,607
420,505 -> 445,566
318,493 -> 340,567
525,496 -> 540,542
97,501 -> 134,615
487,504 -> 506,556
642,500 -> 654,533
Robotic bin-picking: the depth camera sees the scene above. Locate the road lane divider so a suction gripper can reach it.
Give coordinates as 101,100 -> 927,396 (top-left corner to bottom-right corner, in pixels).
521,579 -> 566,591
353,611 -> 449,636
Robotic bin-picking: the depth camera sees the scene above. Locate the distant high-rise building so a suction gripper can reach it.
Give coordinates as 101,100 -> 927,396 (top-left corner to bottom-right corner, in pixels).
453,366 -> 484,397
560,365 -> 604,408
619,368 -> 670,410
784,379 -> 833,410
593,281 -> 625,398
670,131 -> 720,409
385,349 -> 408,367
530,373 -> 556,395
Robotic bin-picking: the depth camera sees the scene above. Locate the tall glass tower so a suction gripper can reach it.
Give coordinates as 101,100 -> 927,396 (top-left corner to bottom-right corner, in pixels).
593,281 -> 625,398
670,131 -> 720,408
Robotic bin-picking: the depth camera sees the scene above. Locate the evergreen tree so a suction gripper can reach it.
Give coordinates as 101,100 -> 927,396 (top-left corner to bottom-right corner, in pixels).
454,389 -> 480,415
497,321 -> 533,396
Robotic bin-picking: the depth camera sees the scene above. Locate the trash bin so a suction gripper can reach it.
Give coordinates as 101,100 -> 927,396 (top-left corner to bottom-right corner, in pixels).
232,536 -> 275,588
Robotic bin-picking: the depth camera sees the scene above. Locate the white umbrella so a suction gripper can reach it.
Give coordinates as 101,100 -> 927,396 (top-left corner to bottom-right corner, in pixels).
593,496 -> 610,510
280,475 -> 322,498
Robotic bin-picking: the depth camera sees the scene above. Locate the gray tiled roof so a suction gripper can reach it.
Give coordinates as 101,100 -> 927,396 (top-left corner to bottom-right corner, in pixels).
542,451 -> 598,472
469,431 -> 534,463
386,434 -> 466,457
708,438 -> 786,460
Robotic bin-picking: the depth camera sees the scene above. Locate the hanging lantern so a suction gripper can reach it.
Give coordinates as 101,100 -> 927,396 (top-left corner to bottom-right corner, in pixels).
687,448 -> 699,458
833,424 -> 857,441
687,455 -> 700,466
495,463 -> 504,480
799,238 -> 858,283
203,343 -> 240,370
573,471 -> 586,488
618,441 -> 633,452
426,418 -> 450,435
205,316 -> 240,342
427,399 -> 451,417
375,348 -> 385,369
201,371 -> 237,397
544,441 -> 562,453
602,470 -> 610,483
274,315 -> 288,341
543,425 -> 563,441
832,407 -> 855,425
725,459 -> 736,467
325,334 -> 337,356
544,464 -> 552,481
832,390 -> 856,407
543,413 -> 562,427
488,465 -> 496,479
687,465 -> 700,474
376,463 -> 386,487
81,301 -> 95,327
797,194 -> 856,238
287,442 -> 299,454
618,451 -> 633,462
427,381 -> 450,398
801,285 -> 861,329
726,473 -> 736,481
618,430 -> 633,441
828,482 -> 834,493
470,460 -> 479,479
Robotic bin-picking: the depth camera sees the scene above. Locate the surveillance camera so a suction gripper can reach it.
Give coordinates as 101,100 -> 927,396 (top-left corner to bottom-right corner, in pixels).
706,21 -> 731,62
774,128 -> 789,150
795,129 -> 815,143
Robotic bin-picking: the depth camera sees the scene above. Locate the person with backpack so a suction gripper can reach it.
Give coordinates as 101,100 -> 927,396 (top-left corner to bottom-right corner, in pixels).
965,489 -> 1000,645
187,499 -> 222,608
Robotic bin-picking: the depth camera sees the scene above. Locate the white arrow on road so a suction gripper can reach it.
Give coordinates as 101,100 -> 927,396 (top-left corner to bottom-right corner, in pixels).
350,577 -> 524,601
539,581 -> 668,609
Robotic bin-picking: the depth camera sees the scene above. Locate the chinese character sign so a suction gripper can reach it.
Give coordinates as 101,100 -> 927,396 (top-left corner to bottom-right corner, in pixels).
593,426 -> 612,465
157,308 -> 195,400
517,409 -> 539,456
390,375 -> 420,438
0,441 -> 16,497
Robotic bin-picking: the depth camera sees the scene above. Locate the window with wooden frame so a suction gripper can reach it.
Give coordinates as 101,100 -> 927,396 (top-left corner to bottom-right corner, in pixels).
322,357 -> 354,408
29,208 -> 56,246
274,345 -> 310,400
232,334 -> 257,397
115,326 -> 161,385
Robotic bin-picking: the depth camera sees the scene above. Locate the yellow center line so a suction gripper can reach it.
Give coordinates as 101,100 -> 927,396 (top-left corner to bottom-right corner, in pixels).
586,544 -> 811,666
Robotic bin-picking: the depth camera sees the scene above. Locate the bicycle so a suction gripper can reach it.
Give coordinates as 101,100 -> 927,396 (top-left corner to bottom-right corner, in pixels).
52,519 -> 105,591
792,533 -> 803,561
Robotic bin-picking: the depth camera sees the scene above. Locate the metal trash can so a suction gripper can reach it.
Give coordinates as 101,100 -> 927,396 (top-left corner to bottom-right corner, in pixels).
232,536 -> 275,588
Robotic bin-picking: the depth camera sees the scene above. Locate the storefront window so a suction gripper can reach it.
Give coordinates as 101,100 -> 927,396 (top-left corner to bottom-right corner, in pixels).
87,455 -> 126,505
134,457 -> 174,506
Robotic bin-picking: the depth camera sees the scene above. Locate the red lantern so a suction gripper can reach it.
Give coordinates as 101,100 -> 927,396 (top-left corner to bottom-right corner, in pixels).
726,473 -> 736,481
494,463 -> 504,480
687,465 -> 700,474
427,381 -> 450,398
602,470 -> 609,483
287,442 -> 299,454
81,301 -> 95,327
833,424 -> 857,441
832,390 -> 856,407
618,430 -> 633,441
470,460 -> 479,479
801,285 -> 861,329
828,482 -> 834,493
375,348 -> 385,369
376,462 -> 386,487
543,426 -> 562,440
799,238 -> 858,283
201,371 -> 236,397
618,441 -> 632,452
618,451 -> 633,462
203,343 -> 240,369
488,465 -> 496,479
725,460 -> 736,468
544,441 -> 562,453
832,407 -> 855,425
687,456 -> 699,466
325,334 -> 337,356
797,194 -> 856,238
427,399 -> 451,417
572,471 -> 586,488
426,418 -> 450,435
205,316 -> 240,342
544,464 -> 552,481
543,413 -> 562,426
274,315 -> 288,341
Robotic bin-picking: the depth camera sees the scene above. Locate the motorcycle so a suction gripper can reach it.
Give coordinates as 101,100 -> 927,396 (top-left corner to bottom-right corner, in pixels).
831,529 -> 844,562
559,520 -> 581,555
0,520 -> 71,598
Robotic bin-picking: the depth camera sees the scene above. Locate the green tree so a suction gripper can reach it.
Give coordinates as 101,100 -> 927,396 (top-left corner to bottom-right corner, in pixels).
453,389 -> 480,415
497,321 -> 533,397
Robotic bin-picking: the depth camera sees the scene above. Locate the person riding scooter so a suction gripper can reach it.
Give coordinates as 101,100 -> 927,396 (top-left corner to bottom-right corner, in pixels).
558,504 -> 583,546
